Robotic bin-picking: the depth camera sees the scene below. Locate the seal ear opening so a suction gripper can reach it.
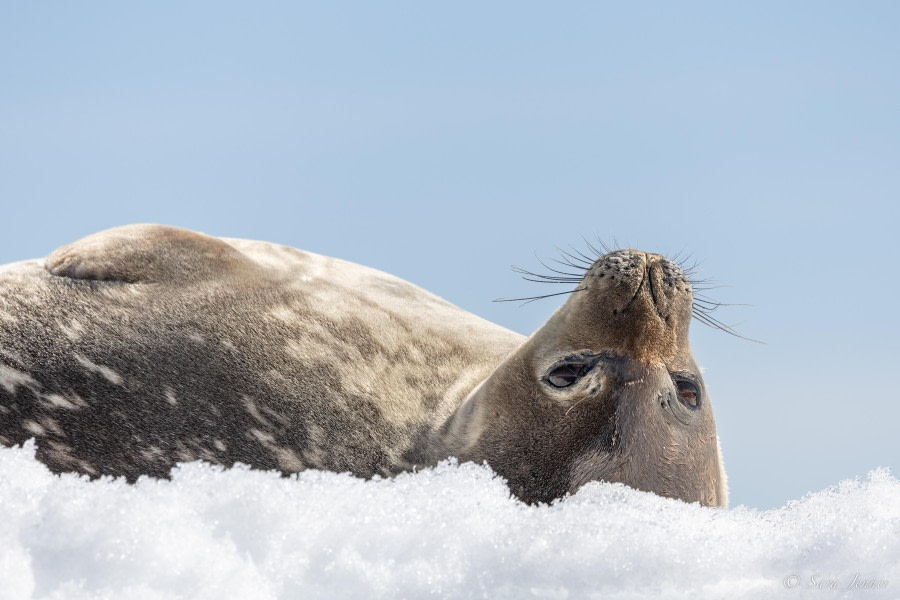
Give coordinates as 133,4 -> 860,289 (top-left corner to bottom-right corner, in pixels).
45,224 -> 251,284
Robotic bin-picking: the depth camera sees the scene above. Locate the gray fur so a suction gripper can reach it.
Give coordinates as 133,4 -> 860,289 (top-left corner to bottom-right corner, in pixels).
0,224 -> 727,506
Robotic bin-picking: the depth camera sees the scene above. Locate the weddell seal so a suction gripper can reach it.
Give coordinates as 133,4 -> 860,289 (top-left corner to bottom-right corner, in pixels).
0,224 -> 729,506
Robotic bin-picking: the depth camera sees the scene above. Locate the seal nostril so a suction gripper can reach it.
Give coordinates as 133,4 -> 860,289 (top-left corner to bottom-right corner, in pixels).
647,261 -> 670,320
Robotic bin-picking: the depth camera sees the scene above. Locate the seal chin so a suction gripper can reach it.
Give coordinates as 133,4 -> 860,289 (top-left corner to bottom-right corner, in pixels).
566,363 -> 724,506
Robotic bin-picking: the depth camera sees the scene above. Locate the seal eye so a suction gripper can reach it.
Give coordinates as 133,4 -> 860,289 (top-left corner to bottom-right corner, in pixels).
675,380 -> 701,409
546,363 -> 588,388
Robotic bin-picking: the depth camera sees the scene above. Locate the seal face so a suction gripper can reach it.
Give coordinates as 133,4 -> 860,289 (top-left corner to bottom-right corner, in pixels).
0,225 -> 727,506
439,249 -> 727,506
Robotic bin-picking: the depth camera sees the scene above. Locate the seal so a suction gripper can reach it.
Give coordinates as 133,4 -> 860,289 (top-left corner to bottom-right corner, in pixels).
0,224 -> 728,506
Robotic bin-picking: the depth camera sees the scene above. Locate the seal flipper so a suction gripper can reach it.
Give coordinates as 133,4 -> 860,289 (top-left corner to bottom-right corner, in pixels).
46,224 -> 252,283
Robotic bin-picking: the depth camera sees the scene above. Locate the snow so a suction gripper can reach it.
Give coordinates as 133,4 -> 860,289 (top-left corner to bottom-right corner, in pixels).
0,441 -> 896,600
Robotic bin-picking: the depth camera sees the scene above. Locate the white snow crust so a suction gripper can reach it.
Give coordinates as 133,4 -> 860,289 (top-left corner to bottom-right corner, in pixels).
0,441 -> 896,600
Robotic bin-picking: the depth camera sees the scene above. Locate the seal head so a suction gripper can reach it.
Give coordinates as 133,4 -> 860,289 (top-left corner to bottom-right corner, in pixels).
441,250 -> 727,506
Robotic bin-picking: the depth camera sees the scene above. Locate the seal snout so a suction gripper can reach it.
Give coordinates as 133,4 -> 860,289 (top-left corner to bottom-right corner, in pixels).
587,250 -> 690,321
563,250 -> 695,361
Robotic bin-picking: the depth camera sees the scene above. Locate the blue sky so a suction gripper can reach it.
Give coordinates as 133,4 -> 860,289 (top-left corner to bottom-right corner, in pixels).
1,2 -> 898,508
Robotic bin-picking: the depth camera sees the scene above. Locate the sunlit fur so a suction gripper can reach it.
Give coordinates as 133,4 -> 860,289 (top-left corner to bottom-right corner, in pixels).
0,225 -> 728,506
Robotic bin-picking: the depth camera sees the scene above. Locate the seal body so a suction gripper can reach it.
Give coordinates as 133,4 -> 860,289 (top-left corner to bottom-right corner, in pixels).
0,225 -> 728,506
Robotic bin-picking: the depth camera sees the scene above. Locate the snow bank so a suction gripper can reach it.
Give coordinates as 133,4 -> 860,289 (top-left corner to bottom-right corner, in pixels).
0,441 -> 896,600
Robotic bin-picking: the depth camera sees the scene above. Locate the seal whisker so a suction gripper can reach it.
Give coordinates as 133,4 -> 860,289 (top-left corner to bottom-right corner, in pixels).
693,297 -> 751,310
511,241 -> 755,347
693,293 -> 727,302
687,275 -> 716,285
669,248 -> 691,266
689,282 -> 730,291
583,237 -> 607,259
679,257 -> 700,274
520,277 -> 582,285
693,298 -> 728,310
692,310 -> 735,333
694,304 -> 723,313
534,254 -> 588,279
512,266 -> 583,282
600,237 -> 618,254
551,255 -> 590,272
493,287 -> 587,305
691,295 -> 720,309
550,258 -> 588,272
568,245 -> 598,266
555,247 -> 593,269
692,309 -> 763,343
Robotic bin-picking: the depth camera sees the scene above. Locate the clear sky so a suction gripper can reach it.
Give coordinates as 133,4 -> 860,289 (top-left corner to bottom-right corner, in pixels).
1,2 -> 897,509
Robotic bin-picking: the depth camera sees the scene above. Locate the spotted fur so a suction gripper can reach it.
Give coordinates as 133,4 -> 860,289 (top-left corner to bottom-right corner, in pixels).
0,225 -> 727,506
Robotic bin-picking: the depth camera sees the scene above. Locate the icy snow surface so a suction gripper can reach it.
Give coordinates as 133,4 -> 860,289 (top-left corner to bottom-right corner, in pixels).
0,441 -> 897,600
